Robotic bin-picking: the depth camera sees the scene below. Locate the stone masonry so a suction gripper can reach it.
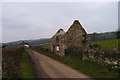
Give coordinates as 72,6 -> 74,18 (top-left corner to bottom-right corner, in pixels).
50,20 -> 88,56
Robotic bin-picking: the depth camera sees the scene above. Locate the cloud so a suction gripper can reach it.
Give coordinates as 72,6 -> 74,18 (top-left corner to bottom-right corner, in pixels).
0,2 -> 2,42
2,2 -> 118,42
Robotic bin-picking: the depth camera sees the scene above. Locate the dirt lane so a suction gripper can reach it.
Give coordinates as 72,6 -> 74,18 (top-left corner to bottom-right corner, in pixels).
27,49 -> 48,78
27,49 -> 91,78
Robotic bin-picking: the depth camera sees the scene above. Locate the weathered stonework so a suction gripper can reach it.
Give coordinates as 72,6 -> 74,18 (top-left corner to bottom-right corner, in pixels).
50,20 -> 88,56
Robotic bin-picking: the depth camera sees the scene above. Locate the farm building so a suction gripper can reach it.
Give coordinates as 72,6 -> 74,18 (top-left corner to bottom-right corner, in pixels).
19,42 -> 29,48
50,20 -> 88,56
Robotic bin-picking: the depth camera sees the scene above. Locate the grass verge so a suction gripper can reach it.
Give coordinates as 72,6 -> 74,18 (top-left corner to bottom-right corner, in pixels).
41,44 -> 51,49
21,51 -> 35,78
32,49 -> 117,78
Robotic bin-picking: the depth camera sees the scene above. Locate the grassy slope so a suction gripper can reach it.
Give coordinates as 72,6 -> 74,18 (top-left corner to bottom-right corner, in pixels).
62,55 -> 117,78
92,39 -> 119,49
21,51 -> 35,78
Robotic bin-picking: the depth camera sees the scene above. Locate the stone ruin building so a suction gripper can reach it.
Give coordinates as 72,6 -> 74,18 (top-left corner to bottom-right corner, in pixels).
50,20 -> 88,56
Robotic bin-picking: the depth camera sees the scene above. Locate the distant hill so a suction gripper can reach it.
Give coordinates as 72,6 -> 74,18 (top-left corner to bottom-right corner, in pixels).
88,31 -> 118,41
0,43 -> 2,47
2,38 -> 50,47
2,31 -> 119,47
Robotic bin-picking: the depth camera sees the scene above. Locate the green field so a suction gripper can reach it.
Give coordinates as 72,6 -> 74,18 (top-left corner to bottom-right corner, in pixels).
21,52 -> 35,78
41,44 -> 51,49
41,39 -> 119,49
92,39 -> 119,49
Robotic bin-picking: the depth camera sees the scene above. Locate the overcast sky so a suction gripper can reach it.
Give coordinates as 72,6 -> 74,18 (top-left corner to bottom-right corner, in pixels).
0,2 -> 2,43
2,2 -> 118,43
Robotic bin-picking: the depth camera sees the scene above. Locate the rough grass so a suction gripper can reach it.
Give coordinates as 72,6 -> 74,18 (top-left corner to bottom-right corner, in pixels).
92,39 -> 119,49
33,48 -> 117,78
61,55 -> 117,78
41,44 -> 51,49
21,52 -> 35,78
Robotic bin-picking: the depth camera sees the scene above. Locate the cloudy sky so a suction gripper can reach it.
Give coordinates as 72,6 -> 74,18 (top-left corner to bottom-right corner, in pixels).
2,2 -> 118,43
0,2 -> 2,43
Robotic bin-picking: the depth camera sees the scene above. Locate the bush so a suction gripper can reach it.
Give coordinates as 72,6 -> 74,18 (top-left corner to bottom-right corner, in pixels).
92,44 -> 101,48
2,46 -> 24,78
65,46 -> 84,58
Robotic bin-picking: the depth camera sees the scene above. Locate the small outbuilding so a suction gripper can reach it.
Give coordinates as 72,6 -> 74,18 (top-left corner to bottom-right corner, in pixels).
19,42 -> 29,48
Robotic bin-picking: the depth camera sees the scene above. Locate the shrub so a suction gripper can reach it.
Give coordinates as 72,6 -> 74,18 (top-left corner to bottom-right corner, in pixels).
2,46 -> 24,78
92,44 -> 101,48
65,46 -> 84,58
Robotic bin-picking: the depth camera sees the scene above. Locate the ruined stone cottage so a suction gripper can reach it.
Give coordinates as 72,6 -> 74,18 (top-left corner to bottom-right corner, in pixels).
50,20 -> 88,56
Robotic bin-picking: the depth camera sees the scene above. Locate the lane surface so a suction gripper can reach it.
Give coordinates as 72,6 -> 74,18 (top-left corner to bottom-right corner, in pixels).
27,49 -> 91,78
